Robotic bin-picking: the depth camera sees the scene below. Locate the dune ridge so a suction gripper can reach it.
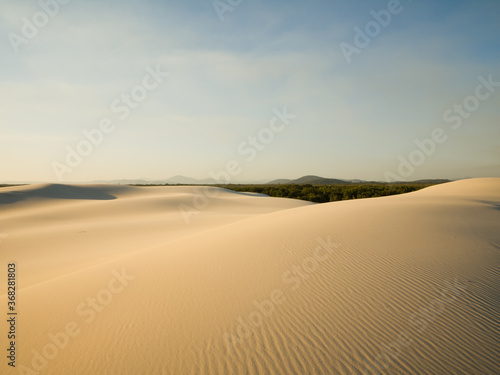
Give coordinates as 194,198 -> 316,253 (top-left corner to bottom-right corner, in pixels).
1,178 -> 499,374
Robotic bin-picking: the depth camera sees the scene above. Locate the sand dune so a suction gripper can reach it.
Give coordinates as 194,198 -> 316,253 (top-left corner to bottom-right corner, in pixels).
0,184 -> 312,288
1,179 -> 499,374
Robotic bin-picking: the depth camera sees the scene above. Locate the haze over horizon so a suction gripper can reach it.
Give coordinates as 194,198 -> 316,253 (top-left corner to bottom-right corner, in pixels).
0,174 -> 456,185
1,0 -> 499,183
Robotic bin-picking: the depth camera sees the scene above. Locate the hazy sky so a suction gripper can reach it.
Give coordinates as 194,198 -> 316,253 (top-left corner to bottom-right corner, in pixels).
1,0 -> 499,183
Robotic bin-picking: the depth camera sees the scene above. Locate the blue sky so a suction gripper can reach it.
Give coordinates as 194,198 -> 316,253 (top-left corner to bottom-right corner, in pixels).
1,0 -> 499,182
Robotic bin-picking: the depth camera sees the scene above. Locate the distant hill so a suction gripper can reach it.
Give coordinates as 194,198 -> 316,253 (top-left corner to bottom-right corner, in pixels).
268,175 -> 351,185
293,175 -> 350,185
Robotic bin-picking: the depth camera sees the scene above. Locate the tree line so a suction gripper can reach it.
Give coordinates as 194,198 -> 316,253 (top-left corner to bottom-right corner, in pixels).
215,183 -> 442,203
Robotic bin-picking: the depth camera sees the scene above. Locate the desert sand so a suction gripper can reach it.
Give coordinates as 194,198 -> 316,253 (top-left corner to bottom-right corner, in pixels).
1,178 -> 499,374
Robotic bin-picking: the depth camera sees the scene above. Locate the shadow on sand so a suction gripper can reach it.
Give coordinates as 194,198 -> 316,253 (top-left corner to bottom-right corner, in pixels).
476,200 -> 500,210
0,184 -> 118,205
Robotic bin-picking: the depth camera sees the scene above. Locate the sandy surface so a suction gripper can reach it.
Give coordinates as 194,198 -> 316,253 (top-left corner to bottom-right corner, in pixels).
1,178 -> 499,374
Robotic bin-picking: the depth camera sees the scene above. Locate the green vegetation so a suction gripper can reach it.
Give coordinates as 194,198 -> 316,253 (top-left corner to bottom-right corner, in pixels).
215,182 -> 444,203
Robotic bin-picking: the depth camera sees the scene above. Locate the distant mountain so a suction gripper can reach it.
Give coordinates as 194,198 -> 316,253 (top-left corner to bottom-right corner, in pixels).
268,175 -> 350,185
293,175 -> 350,185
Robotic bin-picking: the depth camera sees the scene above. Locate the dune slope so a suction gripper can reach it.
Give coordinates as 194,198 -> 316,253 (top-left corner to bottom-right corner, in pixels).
0,184 -> 312,287
1,179 -> 499,374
